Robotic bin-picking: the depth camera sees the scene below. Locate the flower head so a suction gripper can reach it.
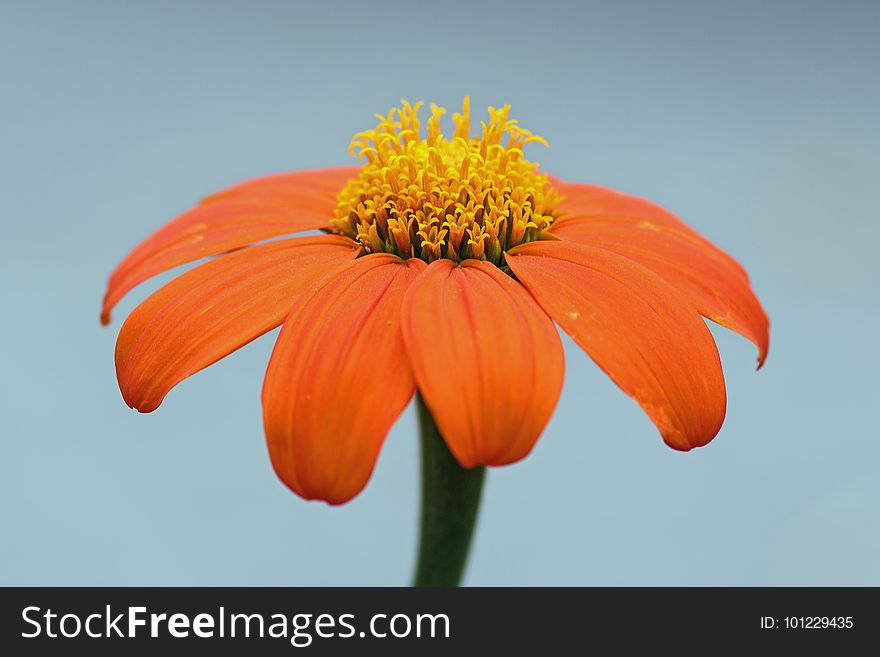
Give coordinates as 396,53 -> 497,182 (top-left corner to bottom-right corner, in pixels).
103,98 -> 769,505
331,99 -> 556,264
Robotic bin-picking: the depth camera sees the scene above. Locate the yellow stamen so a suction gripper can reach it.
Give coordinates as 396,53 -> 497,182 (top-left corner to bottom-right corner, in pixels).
331,98 -> 559,265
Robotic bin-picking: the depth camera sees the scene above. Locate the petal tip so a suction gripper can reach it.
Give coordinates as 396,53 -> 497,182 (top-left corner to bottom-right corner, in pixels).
129,396 -> 161,414
756,345 -> 769,370
272,465 -> 361,506
662,421 -> 722,452
118,377 -> 163,413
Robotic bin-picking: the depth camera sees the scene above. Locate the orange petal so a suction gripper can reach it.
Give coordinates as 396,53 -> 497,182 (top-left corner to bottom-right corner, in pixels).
101,166 -> 358,325
401,259 -> 565,468
116,234 -> 359,412
507,240 -> 726,451
262,254 -> 426,505
201,166 -> 358,204
552,219 -> 769,368
551,179 -> 749,279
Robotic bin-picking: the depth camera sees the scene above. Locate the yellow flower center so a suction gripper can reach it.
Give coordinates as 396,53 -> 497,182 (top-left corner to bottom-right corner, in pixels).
330,98 -> 559,266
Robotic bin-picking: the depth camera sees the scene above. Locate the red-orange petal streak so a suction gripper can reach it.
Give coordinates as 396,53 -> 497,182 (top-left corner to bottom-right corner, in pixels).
401,259 -> 565,468
101,167 -> 357,325
507,240 -> 726,451
262,254 -> 426,505
116,234 -> 359,413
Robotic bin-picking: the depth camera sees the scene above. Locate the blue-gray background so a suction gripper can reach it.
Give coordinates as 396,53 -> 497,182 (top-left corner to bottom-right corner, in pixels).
2,0 -> 878,585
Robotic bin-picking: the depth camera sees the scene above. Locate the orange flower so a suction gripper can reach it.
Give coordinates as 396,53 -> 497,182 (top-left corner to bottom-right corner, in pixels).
103,99 -> 768,505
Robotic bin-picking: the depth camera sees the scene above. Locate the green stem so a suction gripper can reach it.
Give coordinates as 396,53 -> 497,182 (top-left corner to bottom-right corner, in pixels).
412,394 -> 486,587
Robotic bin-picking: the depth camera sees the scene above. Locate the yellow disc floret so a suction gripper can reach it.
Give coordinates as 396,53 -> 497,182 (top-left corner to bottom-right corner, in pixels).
330,98 -> 559,266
